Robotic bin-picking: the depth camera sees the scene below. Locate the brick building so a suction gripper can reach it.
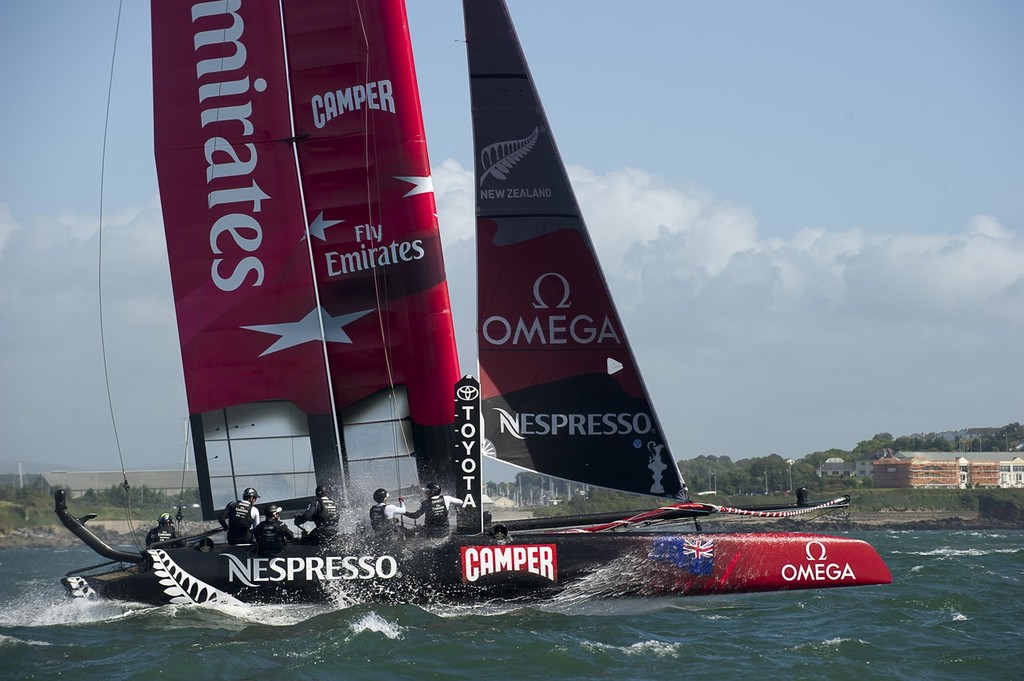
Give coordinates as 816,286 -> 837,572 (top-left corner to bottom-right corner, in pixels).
872,453 -> 1018,489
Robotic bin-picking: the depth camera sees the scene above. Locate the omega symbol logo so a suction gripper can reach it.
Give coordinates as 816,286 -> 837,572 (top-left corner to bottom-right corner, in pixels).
457,385 -> 479,401
805,540 -> 828,561
532,273 -> 571,310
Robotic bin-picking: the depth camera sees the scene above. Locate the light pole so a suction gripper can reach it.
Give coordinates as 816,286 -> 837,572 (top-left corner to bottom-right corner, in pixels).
787,459 -> 794,493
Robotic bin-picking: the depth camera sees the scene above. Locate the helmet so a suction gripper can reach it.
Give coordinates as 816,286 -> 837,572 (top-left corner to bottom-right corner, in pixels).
158,513 -> 173,525
373,488 -> 388,503
243,487 -> 259,500
315,485 -> 327,497
268,505 -> 282,517
423,482 -> 440,497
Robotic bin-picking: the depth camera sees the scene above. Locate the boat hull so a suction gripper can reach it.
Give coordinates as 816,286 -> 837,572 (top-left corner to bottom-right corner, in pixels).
63,531 -> 891,606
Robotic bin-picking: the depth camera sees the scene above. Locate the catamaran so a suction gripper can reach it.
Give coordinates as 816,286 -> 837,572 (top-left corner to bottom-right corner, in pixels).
55,0 -> 890,605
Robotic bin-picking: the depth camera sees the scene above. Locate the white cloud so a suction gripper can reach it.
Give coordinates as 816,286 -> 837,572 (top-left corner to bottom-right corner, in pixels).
435,162 -> 1023,458
433,158 -> 476,247
2,165 -> 1020,472
0,196 -> 185,470
0,203 -> 17,259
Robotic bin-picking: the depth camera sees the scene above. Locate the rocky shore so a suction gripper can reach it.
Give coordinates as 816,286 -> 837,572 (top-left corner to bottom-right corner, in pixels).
2,512 -> 1021,550
0,521 -> 218,550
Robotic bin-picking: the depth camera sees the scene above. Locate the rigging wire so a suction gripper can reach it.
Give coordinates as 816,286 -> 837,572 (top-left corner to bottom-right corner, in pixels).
97,0 -> 141,551
355,2 -> 414,492
276,0 -> 350,505
175,419 -> 191,527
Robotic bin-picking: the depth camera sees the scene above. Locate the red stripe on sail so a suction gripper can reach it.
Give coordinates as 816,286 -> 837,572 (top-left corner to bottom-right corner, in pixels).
153,0 -> 333,415
282,0 -> 460,426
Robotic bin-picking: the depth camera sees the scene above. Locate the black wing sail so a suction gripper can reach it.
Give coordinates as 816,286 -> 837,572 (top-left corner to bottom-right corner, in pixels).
464,0 -> 688,500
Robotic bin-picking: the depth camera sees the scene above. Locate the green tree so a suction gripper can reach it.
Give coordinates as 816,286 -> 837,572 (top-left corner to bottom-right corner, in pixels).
852,433 -> 893,456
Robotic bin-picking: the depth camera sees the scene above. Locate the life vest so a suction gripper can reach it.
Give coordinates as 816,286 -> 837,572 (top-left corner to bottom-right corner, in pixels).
229,499 -> 253,530
147,527 -> 176,545
315,496 -> 339,526
256,519 -> 288,556
425,495 -> 449,527
369,503 -> 391,534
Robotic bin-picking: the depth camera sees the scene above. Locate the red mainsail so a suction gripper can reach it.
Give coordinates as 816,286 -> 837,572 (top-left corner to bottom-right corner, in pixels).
282,0 -> 458,426
152,0 -> 459,513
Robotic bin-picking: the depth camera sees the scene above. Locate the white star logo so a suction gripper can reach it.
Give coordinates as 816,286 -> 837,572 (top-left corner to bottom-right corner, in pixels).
242,306 -> 374,356
394,175 -> 433,198
305,211 -> 344,241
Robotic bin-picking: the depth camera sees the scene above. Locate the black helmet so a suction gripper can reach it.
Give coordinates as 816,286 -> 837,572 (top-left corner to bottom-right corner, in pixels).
243,487 -> 259,500
423,482 -> 440,497
268,505 -> 282,517
373,488 -> 388,503
315,485 -> 327,497
158,513 -> 173,525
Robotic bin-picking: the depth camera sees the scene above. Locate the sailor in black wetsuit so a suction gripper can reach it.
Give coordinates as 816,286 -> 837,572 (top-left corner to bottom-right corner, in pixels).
145,512 -> 179,546
403,483 -> 463,538
255,505 -> 295,557
295,485 -> 340,545
369,488 -> 407,538
219,487 -> 260,545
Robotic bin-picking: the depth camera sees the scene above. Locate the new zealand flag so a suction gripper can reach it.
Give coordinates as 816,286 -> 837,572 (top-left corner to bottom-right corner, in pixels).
651,536 -> 715,576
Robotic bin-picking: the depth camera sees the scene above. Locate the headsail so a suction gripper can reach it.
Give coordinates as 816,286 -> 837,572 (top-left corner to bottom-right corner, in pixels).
464,1 -> 688,499
152,0 -> 459,517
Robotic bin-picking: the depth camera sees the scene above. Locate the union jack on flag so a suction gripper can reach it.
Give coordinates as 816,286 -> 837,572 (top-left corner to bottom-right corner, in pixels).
683,537 -> 714,561
650,536 -> 715,576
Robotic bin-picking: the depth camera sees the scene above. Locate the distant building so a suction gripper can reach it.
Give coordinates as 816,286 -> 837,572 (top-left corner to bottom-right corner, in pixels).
487,495 -> 518,509
872,452 -> 1019,489
855,449 -> 896,479
958,427 -> 1001,439
1000,456 -> 1024,488
42,470 -> 199,498
817,457 -> 855,477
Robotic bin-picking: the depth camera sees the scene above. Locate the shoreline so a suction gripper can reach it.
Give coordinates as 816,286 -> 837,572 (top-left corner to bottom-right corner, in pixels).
2,512 -> 1022,550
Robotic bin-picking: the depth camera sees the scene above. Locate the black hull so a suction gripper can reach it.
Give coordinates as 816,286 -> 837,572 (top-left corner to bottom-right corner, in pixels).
62,530 -> 893,606
55,490 -> 891,605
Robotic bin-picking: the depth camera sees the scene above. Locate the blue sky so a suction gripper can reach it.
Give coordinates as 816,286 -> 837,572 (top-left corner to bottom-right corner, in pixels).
1,1 -> 1021,477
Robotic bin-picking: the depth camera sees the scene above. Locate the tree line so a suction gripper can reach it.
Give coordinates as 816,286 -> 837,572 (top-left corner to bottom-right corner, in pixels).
484,422 -> 1023,504
678,421 -> 1022,497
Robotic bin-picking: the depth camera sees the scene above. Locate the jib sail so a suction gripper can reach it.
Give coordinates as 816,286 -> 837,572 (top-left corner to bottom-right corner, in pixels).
464,1 -> 687,499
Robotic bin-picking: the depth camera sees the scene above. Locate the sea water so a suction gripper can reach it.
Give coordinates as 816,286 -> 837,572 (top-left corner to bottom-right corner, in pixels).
0,531 -> 1021,680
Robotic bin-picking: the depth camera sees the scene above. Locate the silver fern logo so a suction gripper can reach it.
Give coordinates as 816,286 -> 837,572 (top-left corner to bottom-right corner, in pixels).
479,127 -> 540,186
149,548 -> 241,605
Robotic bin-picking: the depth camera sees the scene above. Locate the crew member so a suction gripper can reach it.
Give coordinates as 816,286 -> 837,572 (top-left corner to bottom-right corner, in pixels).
145,512 -> 179,546
404,483 -> 463,538
369,488 -> 407,537
219,487 -> 260,545
254,505 -> 295,557
295,485 -> 340,545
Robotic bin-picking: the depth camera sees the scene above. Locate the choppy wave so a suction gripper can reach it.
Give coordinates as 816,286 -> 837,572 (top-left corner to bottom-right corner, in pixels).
1,532 -> 1022,680
581,638 -> 681,658
348,611 -> 404,639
